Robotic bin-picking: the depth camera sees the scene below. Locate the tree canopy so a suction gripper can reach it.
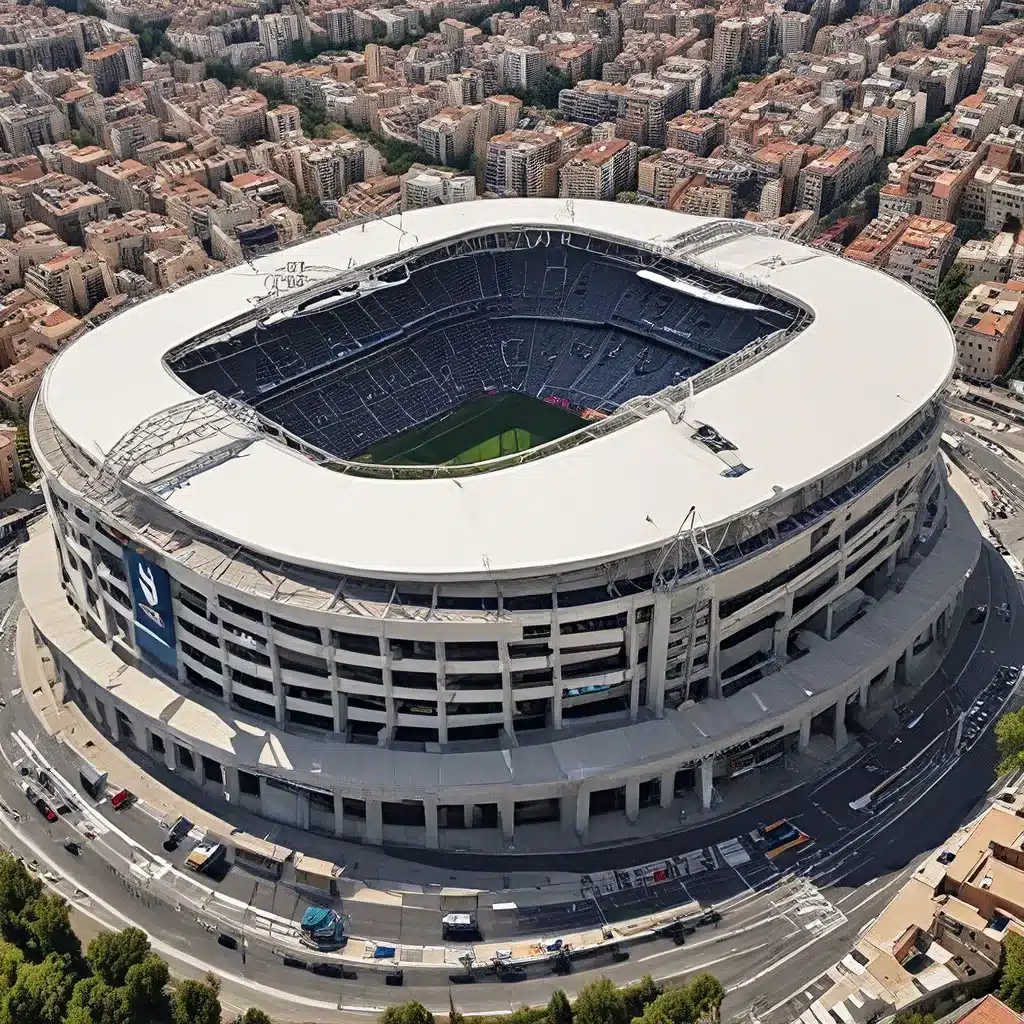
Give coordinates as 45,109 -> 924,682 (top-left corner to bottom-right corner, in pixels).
935,263 -> 973,323
1000,931 -> 1024,1011
0,855 -> 231,1024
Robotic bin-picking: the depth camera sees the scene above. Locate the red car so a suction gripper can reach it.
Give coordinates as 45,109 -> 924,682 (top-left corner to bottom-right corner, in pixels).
111,789 -> 133,810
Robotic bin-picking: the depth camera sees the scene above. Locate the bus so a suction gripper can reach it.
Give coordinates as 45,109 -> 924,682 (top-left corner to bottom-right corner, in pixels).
751,820 -> 810,859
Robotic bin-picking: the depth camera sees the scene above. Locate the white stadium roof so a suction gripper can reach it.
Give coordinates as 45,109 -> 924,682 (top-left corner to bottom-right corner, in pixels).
40,200 -> 956,582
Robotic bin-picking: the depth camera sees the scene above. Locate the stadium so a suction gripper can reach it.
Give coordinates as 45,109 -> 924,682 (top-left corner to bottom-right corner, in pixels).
23,200 -> 979,849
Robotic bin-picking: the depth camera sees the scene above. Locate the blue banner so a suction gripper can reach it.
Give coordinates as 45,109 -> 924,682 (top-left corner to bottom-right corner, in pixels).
123,548 -> 177,673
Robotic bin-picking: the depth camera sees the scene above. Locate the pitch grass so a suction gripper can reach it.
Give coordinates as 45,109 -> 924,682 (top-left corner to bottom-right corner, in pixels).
361,391 -> 587,466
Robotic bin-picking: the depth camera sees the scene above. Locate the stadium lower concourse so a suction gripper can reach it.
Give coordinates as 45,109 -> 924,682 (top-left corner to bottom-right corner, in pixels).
24,200 -> 980,849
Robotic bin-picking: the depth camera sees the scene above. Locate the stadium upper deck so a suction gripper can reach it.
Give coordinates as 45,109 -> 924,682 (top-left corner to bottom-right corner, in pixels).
38,200 -> 955,582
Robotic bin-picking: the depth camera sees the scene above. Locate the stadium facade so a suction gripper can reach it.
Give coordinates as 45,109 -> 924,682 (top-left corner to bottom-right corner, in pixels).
24,200 -> 978,848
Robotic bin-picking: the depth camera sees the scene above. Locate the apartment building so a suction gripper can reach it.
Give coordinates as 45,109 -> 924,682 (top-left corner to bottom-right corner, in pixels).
95,160 -> 156,212
0,347 -> 51,419
24,247 -> 117,316
266,105 -> 302,142
83,39 -> 143,97
400,164 -> 476,210
558,77 -> 685,147
142,240 -> 208,290
885,216 -> 957,297
416,107 -> 478,166
29,176 -> 110,247
637,148 -> 697,203
953,281 -> 1024,379
0,102 -> 70,157
669,178 -> 733,216
109,114 -> 161,161
502,46 -> 546,91
485,130 -> 561,197
558,138 -> 637,200
711,20 -> 747,84
258,12 -> 301,61
796,144 -> 875,217
655,57 -> 710,111
473,95 -> 522,177
842,213 -> 911,267
955,232 -> 1019,285
665,113 -> 724,156
201,91 -> 270,147
878,144 -> 980,221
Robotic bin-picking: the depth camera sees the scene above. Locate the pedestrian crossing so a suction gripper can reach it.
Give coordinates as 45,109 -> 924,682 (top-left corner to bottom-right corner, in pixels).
771,880 -> 848,939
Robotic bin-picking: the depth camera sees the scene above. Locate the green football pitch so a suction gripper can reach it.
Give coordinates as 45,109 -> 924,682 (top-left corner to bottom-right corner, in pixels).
361,391 -> 587,466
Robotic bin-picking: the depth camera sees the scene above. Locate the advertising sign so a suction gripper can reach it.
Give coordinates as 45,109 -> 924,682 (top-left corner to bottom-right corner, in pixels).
123,548 -> 177,672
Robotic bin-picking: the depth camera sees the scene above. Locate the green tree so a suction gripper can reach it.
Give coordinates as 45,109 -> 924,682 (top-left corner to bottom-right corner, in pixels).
574,978 -> 628,1024
236,1010 -> 273,1024
170,977 -> 220,1024
67,976 -> 120,1024
935,263 -> 973,323
891,1014 -> 936,1024
615,192 -> 640,204
381,1003 -> 435,1024
643,987 -> 696,1024
123,954 -> 170,1024
548,989 -> 573,1024
4,953 -> 77,1024
622,975 -> 661,1018
0,858 -> 78,963
296,194 -> 330,229
0,940 -> 25,997
23,894 -> 80,964
997,708 -> 1024,776
687,973 -> 725,1022
15,421 -> 36,484
1000,931 -> 1024,1011
956,218 -> 987,244
529,68 -> 569,110
86,929 -> 151,988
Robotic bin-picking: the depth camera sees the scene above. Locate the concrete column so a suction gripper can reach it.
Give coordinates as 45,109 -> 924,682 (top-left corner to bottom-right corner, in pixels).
436,642 -> 448,744
834,700 -> 848,750
162,733 -> 176,772
660,769 -> 675,809
462,801 -> 475,829
499,639 -> 514,738
264,613 -> 285,725
424,797 -> 439,849
627,605 -> 641,721
323,627 -> 347,740
333,791 -> 345,837
366,799 -> 383,846
625,778 -> 640,823
646,590 -> 672,715
296,790 -> 310,830
379,638 -> 396,733
858,678 -> 870,708
798,715 -> 811,750
884,662 -> 896,686
559,787 -> 577,835
575,788 -> 590,837
551,591 -> 563,731
107,703 -> 120,742
498,797 -> 514,842
707,595 -> 722,697
224,766 -> 240,805
699,759 -> 714,810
